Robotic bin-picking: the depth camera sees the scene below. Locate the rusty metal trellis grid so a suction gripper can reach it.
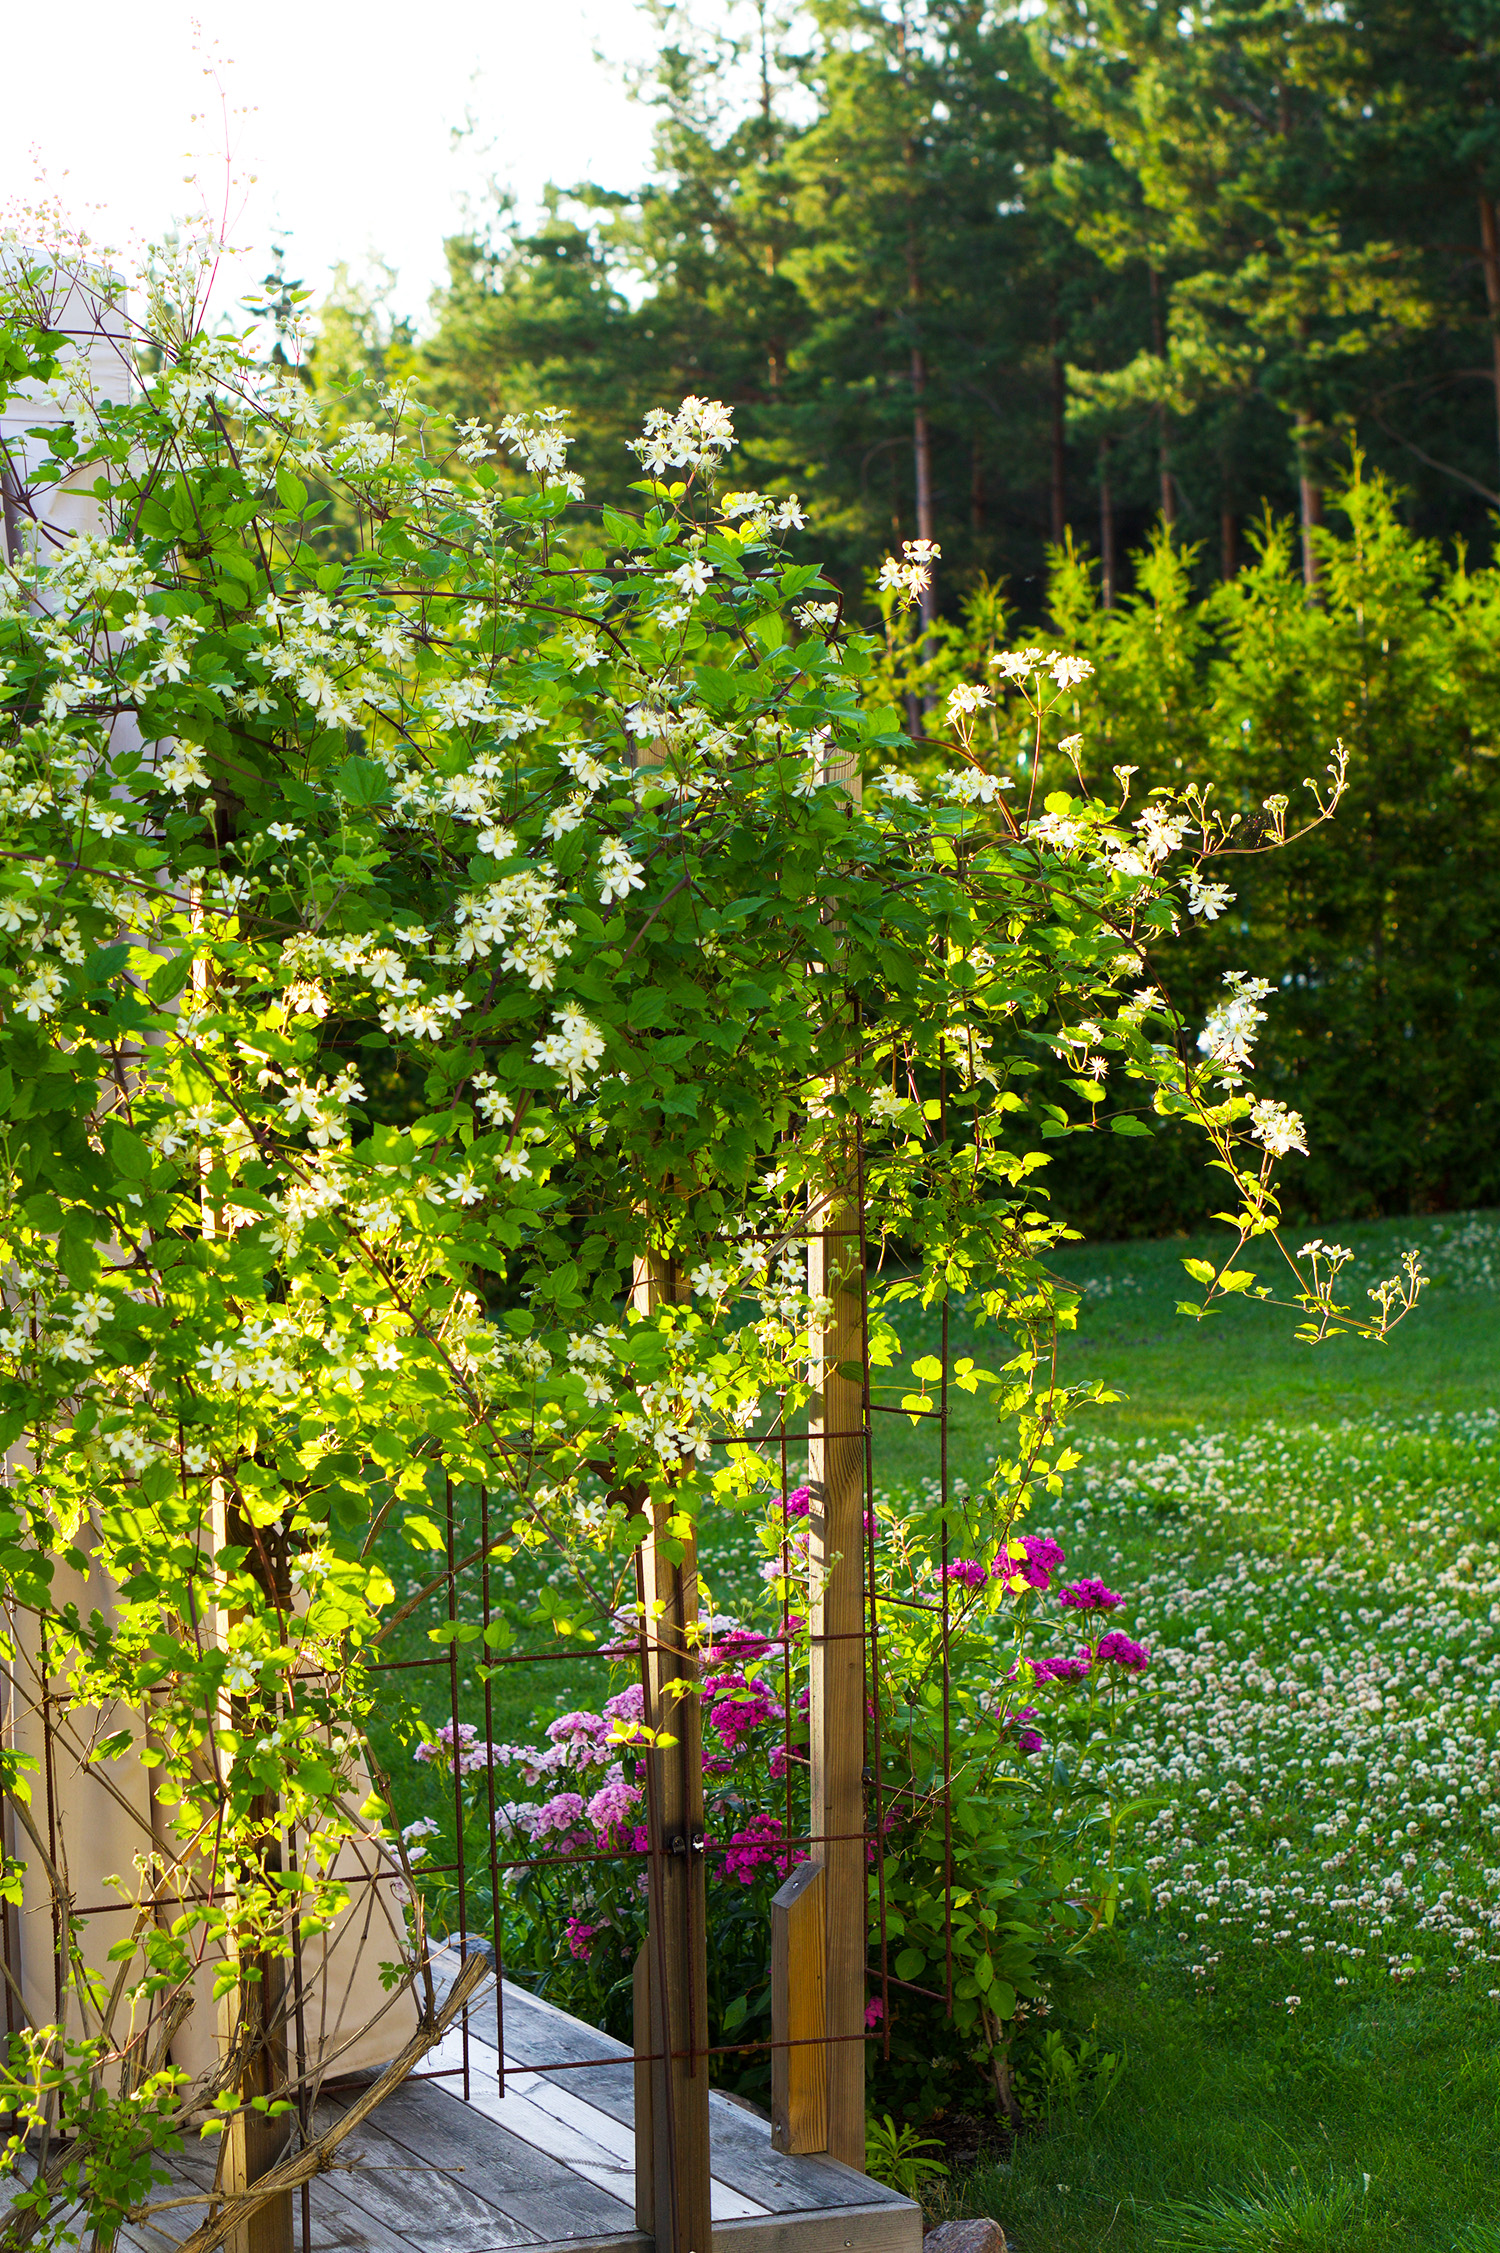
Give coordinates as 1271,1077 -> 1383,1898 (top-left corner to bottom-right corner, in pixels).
0,1133 -> 965,2253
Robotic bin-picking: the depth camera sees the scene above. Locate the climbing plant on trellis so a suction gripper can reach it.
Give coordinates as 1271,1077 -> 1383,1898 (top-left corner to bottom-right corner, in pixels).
0,244 -> 1423,2253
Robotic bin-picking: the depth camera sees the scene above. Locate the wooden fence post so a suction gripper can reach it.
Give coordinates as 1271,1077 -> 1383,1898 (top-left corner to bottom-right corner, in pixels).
805,1150 -> 868,2171
769,1859 -> 826,2154
633,1254 -> 712,2253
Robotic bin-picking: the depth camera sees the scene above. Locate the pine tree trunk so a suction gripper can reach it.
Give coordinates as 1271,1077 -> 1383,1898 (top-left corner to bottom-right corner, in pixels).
912,345 -> 936,640
1295,409 -> 1323,589
1049,317 -> 1067,546
1478,192 -> 1500,478
1148,265 -> 1176,528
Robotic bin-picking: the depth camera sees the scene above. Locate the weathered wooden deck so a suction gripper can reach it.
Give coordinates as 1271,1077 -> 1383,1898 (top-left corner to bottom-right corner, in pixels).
114,1979 -> 921,2253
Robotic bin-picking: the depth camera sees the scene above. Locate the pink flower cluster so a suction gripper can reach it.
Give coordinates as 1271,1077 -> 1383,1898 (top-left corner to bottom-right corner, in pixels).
1057,1577 -> 1125,1612
704,1671 -> 786,1754
565,1917 -> 601,1962
413,1720 -> 491,1774
1093,1630 -> 1150,1671
942,1559 -> 988,1591
721,1813 -> 795,1885
1009,1534 -> 1066,1592
1031,1652 -> 1092,1686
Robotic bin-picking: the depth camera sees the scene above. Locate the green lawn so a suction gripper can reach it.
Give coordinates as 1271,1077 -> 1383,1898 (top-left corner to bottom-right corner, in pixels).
921,1210 -> 1500,2253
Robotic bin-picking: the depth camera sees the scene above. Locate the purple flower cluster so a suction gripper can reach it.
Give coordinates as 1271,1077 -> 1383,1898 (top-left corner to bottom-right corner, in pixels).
721,1812 -> 793,1885
1058,1578 -> 1125,1613
1031,1652 -> 1092,1686
1093,1630 -> 1150,1672
704,1670 -> 786,1753
586,1778 -> 643,1837
943,1558 -> 988,1591
565,1917 -> 600,1962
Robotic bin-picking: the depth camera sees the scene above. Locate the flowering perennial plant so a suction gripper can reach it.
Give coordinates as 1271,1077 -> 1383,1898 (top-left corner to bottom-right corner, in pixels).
0,238 -> 1420,2230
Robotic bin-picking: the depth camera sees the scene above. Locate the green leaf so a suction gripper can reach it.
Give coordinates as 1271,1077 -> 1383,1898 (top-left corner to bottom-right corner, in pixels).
894,1946 -> 925,1982
147,953 -> 192,1005
335,756 -> 389,807
275,464 -> 309,514
105,1121 -> 153,1182
403,1514 -> 446,1551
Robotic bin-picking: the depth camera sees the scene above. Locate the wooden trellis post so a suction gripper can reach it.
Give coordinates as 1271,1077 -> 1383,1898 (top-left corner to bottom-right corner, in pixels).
801,1157 -> 868,2170
775,736 -> 869,2170
631,1253 -> 713,2253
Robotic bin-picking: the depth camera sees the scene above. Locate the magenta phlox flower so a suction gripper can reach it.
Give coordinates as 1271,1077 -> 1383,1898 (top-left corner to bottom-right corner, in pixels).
1017,1728 -> 1045,1755
704,1670 -> 786,1753
782,1486 -> 811,1518
627,1824 -> 651,1855
865,1998 -> 884,2030
587,1778 -> 643,1837
1058,1578 -> 1125,1613
713,1630 -> 773,1667
942,1558 -> 987,1591
768,1742 -> 805,1783
721,1812 -> 791,1884
1094,1630 -> 1151,1672
565,1917 -> 600,1962
701,1753 -> 733,1778
1030,1652 -> 1092,1687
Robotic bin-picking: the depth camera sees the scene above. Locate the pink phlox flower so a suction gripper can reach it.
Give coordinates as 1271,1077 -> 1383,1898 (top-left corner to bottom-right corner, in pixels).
417,1720 -> 491,1773
1057,1577 -> 1125,1613
721,1813 -> 790,1885
627,1824 -> 651,1855
1030,1652 -> 1092,1687
713,1630 -> 773,1666
604,1683 -> 646,1723
995,1533 -> 1066,1592
769,1742 -> 805,1783
942,1559 -> 987,1591
565,1917 -> 600,1963
548,1710 -> 612,1744
587,1778 -> 643,1837
530,1791 -> 587,1842
782,1486 -> 811,1518
1094,1630 -> 1151,1672
704,1671 -> 785,1753
1017,1728 -> 1045,1755
701,1753 -> 733,1777
865,1998 -> 884,2030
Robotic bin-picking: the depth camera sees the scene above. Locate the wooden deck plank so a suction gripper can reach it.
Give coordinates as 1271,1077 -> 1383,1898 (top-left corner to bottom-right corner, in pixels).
470,1986 -> 900,2219
353,2076 -> 640,2246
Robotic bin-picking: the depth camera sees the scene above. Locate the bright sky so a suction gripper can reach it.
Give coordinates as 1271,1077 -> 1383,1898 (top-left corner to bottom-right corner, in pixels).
2,0 -> 655,330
